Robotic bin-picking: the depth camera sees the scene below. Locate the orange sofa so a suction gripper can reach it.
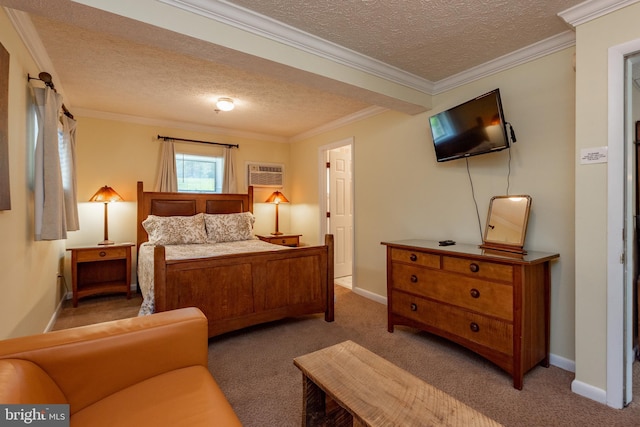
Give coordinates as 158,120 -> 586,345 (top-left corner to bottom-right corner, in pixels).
0,307 -> 241,426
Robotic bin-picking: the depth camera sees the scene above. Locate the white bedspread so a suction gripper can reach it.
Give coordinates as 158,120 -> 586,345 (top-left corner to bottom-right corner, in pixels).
137,238 -> 292,316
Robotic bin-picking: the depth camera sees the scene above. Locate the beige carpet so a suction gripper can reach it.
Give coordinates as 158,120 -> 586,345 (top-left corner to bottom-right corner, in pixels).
54,287 -> 640,426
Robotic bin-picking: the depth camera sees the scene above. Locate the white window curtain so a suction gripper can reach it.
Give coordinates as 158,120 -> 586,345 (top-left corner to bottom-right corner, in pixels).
60,114 -> 79,231
222,146 -> 237,193
155,139 -> 177,192
33,86 -> 66,240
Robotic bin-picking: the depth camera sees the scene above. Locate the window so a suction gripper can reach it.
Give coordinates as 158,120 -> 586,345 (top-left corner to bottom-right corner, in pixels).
175,153 -> 223,193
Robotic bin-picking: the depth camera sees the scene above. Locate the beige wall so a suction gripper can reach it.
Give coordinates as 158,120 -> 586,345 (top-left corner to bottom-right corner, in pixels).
573,2 -> 640,395
0,9 -> 66,339
6,0 -> 633,403
291,47 -> 576,364
64,116 -> 293,286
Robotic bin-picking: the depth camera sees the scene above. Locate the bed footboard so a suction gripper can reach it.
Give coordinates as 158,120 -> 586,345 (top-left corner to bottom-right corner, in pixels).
154,234 -> 334,337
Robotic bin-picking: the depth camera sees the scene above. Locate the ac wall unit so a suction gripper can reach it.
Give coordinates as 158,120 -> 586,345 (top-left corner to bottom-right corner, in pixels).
247,162 -> 284,187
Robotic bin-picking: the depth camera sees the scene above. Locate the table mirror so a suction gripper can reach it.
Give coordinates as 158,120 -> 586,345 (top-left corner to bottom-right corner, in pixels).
479,195 -> 532,255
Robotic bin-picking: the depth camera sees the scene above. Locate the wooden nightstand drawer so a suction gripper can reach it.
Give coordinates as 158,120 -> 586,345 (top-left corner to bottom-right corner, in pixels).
256,234 -> 301,247
76,246 -> 128,262
272,236 -> 299,246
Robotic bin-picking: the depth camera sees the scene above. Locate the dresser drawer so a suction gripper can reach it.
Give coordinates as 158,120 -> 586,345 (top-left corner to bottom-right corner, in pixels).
391,264 -> 513,320
392,290 -> 513,355
390,248 -> 439,268
76,247 -> 128,262
442,256 -> 513,282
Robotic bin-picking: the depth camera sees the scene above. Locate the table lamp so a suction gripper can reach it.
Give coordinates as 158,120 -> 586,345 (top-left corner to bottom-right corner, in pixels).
89,185 -> 123,245
265,190 -> 289,235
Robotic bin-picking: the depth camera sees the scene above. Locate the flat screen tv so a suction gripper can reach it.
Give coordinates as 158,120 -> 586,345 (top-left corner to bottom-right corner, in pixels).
429,89 -> 509,162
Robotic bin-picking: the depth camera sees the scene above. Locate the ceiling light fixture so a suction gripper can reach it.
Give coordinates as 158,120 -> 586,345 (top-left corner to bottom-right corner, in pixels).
216,97 -> 235,112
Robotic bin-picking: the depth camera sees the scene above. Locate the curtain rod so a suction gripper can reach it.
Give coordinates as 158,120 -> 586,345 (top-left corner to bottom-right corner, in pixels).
27,73 -> 74,119
157,135 -> 239,149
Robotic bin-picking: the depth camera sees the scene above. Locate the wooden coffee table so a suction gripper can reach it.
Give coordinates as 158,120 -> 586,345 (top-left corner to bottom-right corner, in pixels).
293,340 -> 503,427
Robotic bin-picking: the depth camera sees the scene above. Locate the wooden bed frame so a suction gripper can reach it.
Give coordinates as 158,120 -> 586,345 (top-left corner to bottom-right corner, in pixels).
136,181 -> 334,338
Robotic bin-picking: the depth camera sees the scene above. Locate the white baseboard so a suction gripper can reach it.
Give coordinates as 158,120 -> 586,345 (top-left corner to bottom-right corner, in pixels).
550,353 -> 575,372
44,293 -> 68,333
335,279 -> 352,290
571,379 -> 607,405
351,286 -> 387,305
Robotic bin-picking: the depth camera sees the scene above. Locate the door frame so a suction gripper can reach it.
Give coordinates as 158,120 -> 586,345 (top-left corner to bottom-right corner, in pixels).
318,137 -> 354,276
607,38 -> 640,409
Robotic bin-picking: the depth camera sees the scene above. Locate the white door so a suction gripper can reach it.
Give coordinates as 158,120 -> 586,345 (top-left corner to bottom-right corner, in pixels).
328,146 -> 353,278
623,54 -> 640,405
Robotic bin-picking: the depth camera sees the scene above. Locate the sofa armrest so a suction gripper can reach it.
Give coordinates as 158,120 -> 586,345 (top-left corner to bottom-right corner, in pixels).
0,307 -> 208,414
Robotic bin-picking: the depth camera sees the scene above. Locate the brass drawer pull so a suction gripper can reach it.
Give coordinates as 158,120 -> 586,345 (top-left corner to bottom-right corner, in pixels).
470,288 -> 480,298
410,303 -> 418,312
469,263 -> 479,273
99,251 -> 106,257
410,274 -> 418,283
410,253 -> 417,262
470,322 -> 480,333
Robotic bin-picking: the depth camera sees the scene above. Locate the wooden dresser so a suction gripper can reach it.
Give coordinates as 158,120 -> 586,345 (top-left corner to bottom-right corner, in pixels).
381,239 -> 559,389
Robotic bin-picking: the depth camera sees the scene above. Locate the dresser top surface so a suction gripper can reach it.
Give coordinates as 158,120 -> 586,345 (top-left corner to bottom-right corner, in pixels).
381,239 -> 559,264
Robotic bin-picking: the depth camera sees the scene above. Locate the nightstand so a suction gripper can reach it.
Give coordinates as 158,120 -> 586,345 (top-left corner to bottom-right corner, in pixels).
256,233 -> 301,247
67,242 -> 134,307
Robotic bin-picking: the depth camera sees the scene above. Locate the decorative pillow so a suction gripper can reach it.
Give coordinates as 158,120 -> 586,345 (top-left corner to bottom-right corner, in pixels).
205,212 -> 255,243
142,213 -> 207,245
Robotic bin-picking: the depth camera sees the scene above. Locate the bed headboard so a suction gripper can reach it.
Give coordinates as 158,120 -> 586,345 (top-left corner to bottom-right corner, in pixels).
136,181 -> 254,248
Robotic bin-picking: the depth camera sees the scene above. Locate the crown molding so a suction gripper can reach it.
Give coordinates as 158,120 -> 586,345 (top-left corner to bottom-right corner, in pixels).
433,30 -> 576,94
160,0 -> 580,97
73,107 -> 290,143
74,105 -> 387,144
559,0 -> 640,27
289,106 -> 387,143
158,0 -> 434,94
4,8 -> 69,100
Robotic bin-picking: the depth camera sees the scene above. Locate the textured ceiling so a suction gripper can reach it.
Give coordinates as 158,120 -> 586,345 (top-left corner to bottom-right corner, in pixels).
227,0 -> 582,81
28,14 -> 371,137
0,0 -> 585,140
